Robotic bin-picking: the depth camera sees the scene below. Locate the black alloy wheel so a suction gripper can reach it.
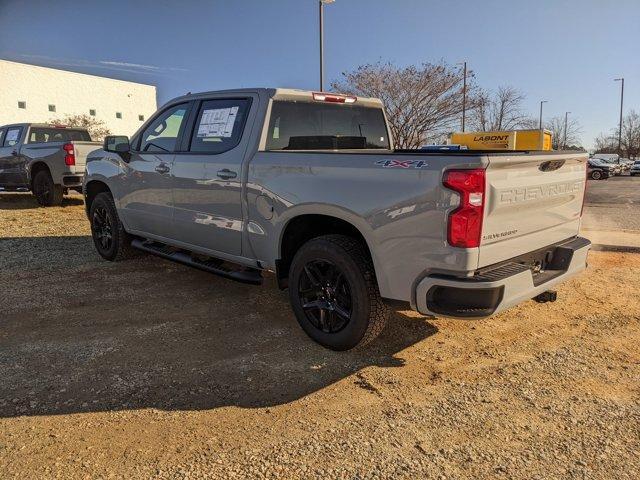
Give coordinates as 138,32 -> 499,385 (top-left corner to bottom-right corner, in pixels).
33,172 -> 51,202
92,205 -> 113,253
298,259 -> 352,334
32,170 -> 63,206
287,234 -> 390,350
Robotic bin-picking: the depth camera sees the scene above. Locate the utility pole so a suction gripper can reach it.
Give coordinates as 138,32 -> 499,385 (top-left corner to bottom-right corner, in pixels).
615,78 -> 624,155
539,100 -> 548,130
319,0 -> 335,91
563,111 -> 570,149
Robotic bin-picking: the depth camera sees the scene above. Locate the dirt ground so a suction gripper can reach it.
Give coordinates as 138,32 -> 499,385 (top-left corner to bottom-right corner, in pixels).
1,192 -> 639,479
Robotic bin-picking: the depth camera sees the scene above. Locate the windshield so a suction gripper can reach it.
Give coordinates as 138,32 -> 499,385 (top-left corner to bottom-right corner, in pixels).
266,100 -> 390,151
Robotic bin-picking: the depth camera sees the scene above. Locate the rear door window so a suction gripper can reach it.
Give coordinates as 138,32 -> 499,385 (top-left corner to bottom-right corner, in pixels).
139,104 -> 189,153
266,101 -> 390,151
28,128 -> 91,143
189,98 -> 251,153
3,127 -> 22,147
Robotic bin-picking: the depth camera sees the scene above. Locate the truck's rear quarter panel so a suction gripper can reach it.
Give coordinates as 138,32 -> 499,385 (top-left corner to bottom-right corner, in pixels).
246,152 -> 486,301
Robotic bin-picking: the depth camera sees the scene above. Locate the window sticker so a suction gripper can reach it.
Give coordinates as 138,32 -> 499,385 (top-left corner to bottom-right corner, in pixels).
6,129 -> 20,143
197,106 -> 239,138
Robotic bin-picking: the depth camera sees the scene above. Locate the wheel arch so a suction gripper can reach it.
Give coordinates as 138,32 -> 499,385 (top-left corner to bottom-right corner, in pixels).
275,210 -> 386,294
84,180 -> 112,217
29,161 -> 51,189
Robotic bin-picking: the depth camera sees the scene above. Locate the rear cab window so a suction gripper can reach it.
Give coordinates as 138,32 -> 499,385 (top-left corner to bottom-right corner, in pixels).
266,100 -> 390,151
28,127 -> 91,143
189,98 -> 251,153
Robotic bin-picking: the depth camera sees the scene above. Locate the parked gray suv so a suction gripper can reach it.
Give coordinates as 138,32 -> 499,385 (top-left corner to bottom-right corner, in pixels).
84,88 -> 590,350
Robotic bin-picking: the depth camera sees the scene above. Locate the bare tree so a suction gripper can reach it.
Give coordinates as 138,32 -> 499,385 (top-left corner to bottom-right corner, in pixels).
595,110 -> 640,158
49,114 -> 111,142
544,115 -> 583,149
331,61 -> 477,148
593,133 -> 617,154
470,86 -> 530,131
620,110 -> 640,159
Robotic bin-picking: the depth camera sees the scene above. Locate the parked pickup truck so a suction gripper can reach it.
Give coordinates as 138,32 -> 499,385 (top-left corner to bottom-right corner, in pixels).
83,88 -> 591,350
0,123 -> 100,205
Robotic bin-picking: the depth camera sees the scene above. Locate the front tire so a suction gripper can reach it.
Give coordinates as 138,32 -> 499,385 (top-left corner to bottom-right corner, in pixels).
288,234 -> 390,351
89,192 -> 138,261
33,170 -> 63,206
590,170 -> 602,180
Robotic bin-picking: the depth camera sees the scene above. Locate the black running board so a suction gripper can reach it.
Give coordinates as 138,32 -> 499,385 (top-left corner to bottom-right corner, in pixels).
131,239 -> 263,285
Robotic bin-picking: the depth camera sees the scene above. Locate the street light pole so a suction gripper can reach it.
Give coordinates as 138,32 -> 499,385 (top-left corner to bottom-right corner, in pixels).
319,0 -> 335,92
563,111 -> 570,149
614,78 -> 624,155
539,100 -> 547,130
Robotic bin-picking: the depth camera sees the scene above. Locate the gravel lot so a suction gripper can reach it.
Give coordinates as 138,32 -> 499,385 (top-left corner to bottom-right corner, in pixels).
1,192 -> 639,479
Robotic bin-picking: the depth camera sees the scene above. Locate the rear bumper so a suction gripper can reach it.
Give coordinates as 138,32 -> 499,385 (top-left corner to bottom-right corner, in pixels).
62,174 -> 84,188
414,237 -> 591,318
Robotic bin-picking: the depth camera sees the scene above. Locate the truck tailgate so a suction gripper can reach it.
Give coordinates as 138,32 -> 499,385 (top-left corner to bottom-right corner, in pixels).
71,141 -> 101,168
479,152 -> 587,267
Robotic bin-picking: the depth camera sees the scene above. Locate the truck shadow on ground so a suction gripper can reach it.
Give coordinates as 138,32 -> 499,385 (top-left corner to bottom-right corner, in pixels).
0,192 -> 84,209
0,235 -> 438,418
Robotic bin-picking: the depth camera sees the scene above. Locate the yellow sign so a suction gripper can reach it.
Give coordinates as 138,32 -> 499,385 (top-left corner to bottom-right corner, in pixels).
450,129 -> 553,151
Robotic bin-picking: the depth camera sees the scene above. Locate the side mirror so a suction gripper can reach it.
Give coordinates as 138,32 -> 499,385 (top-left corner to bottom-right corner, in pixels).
104,135 -> 130,153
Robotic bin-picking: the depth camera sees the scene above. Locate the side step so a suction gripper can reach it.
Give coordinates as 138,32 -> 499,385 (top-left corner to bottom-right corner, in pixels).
131,239 -> 263,285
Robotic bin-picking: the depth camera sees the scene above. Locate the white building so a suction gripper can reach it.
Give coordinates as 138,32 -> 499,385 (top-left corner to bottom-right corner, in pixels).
0,59 -> 157,136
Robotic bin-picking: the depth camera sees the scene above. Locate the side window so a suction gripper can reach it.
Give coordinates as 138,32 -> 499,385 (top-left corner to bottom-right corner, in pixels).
189,98 -> 251,153
0,129 -> 4,145
3,127 -> 22,147
139,104 -> 189,153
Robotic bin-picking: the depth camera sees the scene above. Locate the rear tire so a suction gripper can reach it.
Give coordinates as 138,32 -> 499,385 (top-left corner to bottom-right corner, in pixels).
33,170 -> 63,206
89,192 -> 138,261
288,234 -> 390,351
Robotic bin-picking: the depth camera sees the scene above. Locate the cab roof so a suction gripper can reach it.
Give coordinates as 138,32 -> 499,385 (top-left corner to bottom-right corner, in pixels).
170,88 -> 384,108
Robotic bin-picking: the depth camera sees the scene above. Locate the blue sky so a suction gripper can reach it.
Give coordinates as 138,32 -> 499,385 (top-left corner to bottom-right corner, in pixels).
1,0 -> 638,149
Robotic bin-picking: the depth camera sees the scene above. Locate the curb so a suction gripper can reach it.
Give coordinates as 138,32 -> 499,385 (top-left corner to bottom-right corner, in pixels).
591,244 -> 640,253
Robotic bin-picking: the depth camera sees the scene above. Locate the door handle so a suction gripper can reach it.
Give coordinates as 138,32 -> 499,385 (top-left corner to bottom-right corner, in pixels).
155,164 -> 170,174
12,150 -> 18,156
216,169 -> 237,180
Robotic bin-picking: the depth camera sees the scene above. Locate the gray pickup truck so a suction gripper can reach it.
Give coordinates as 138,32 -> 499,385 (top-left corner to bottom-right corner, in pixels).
0,123 -> 100,206
83,88 -> 590,350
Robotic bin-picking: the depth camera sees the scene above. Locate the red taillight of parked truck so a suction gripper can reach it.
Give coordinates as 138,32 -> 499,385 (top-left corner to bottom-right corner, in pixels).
443,169 -> 486,248
63,143 -> 75,166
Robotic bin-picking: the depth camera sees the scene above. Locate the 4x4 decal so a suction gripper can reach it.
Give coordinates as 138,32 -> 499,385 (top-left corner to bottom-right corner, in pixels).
375,159 -> 428,169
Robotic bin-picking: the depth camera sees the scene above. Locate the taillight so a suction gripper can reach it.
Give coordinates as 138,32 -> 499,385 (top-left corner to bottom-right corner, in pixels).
312,92 -> 357,103
443,169 -> 486,248
63,143 -> 75,166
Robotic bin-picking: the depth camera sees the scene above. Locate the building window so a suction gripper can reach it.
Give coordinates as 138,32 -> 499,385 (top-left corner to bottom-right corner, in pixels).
138,114 -> 144,121
18,101 -> 26,109
116,112 -> 122,119
89,109 -> 96,116
48,104 -> 56,112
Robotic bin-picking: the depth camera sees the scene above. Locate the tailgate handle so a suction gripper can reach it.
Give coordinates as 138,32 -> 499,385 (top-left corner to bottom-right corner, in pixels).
539,160 -> 565,172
